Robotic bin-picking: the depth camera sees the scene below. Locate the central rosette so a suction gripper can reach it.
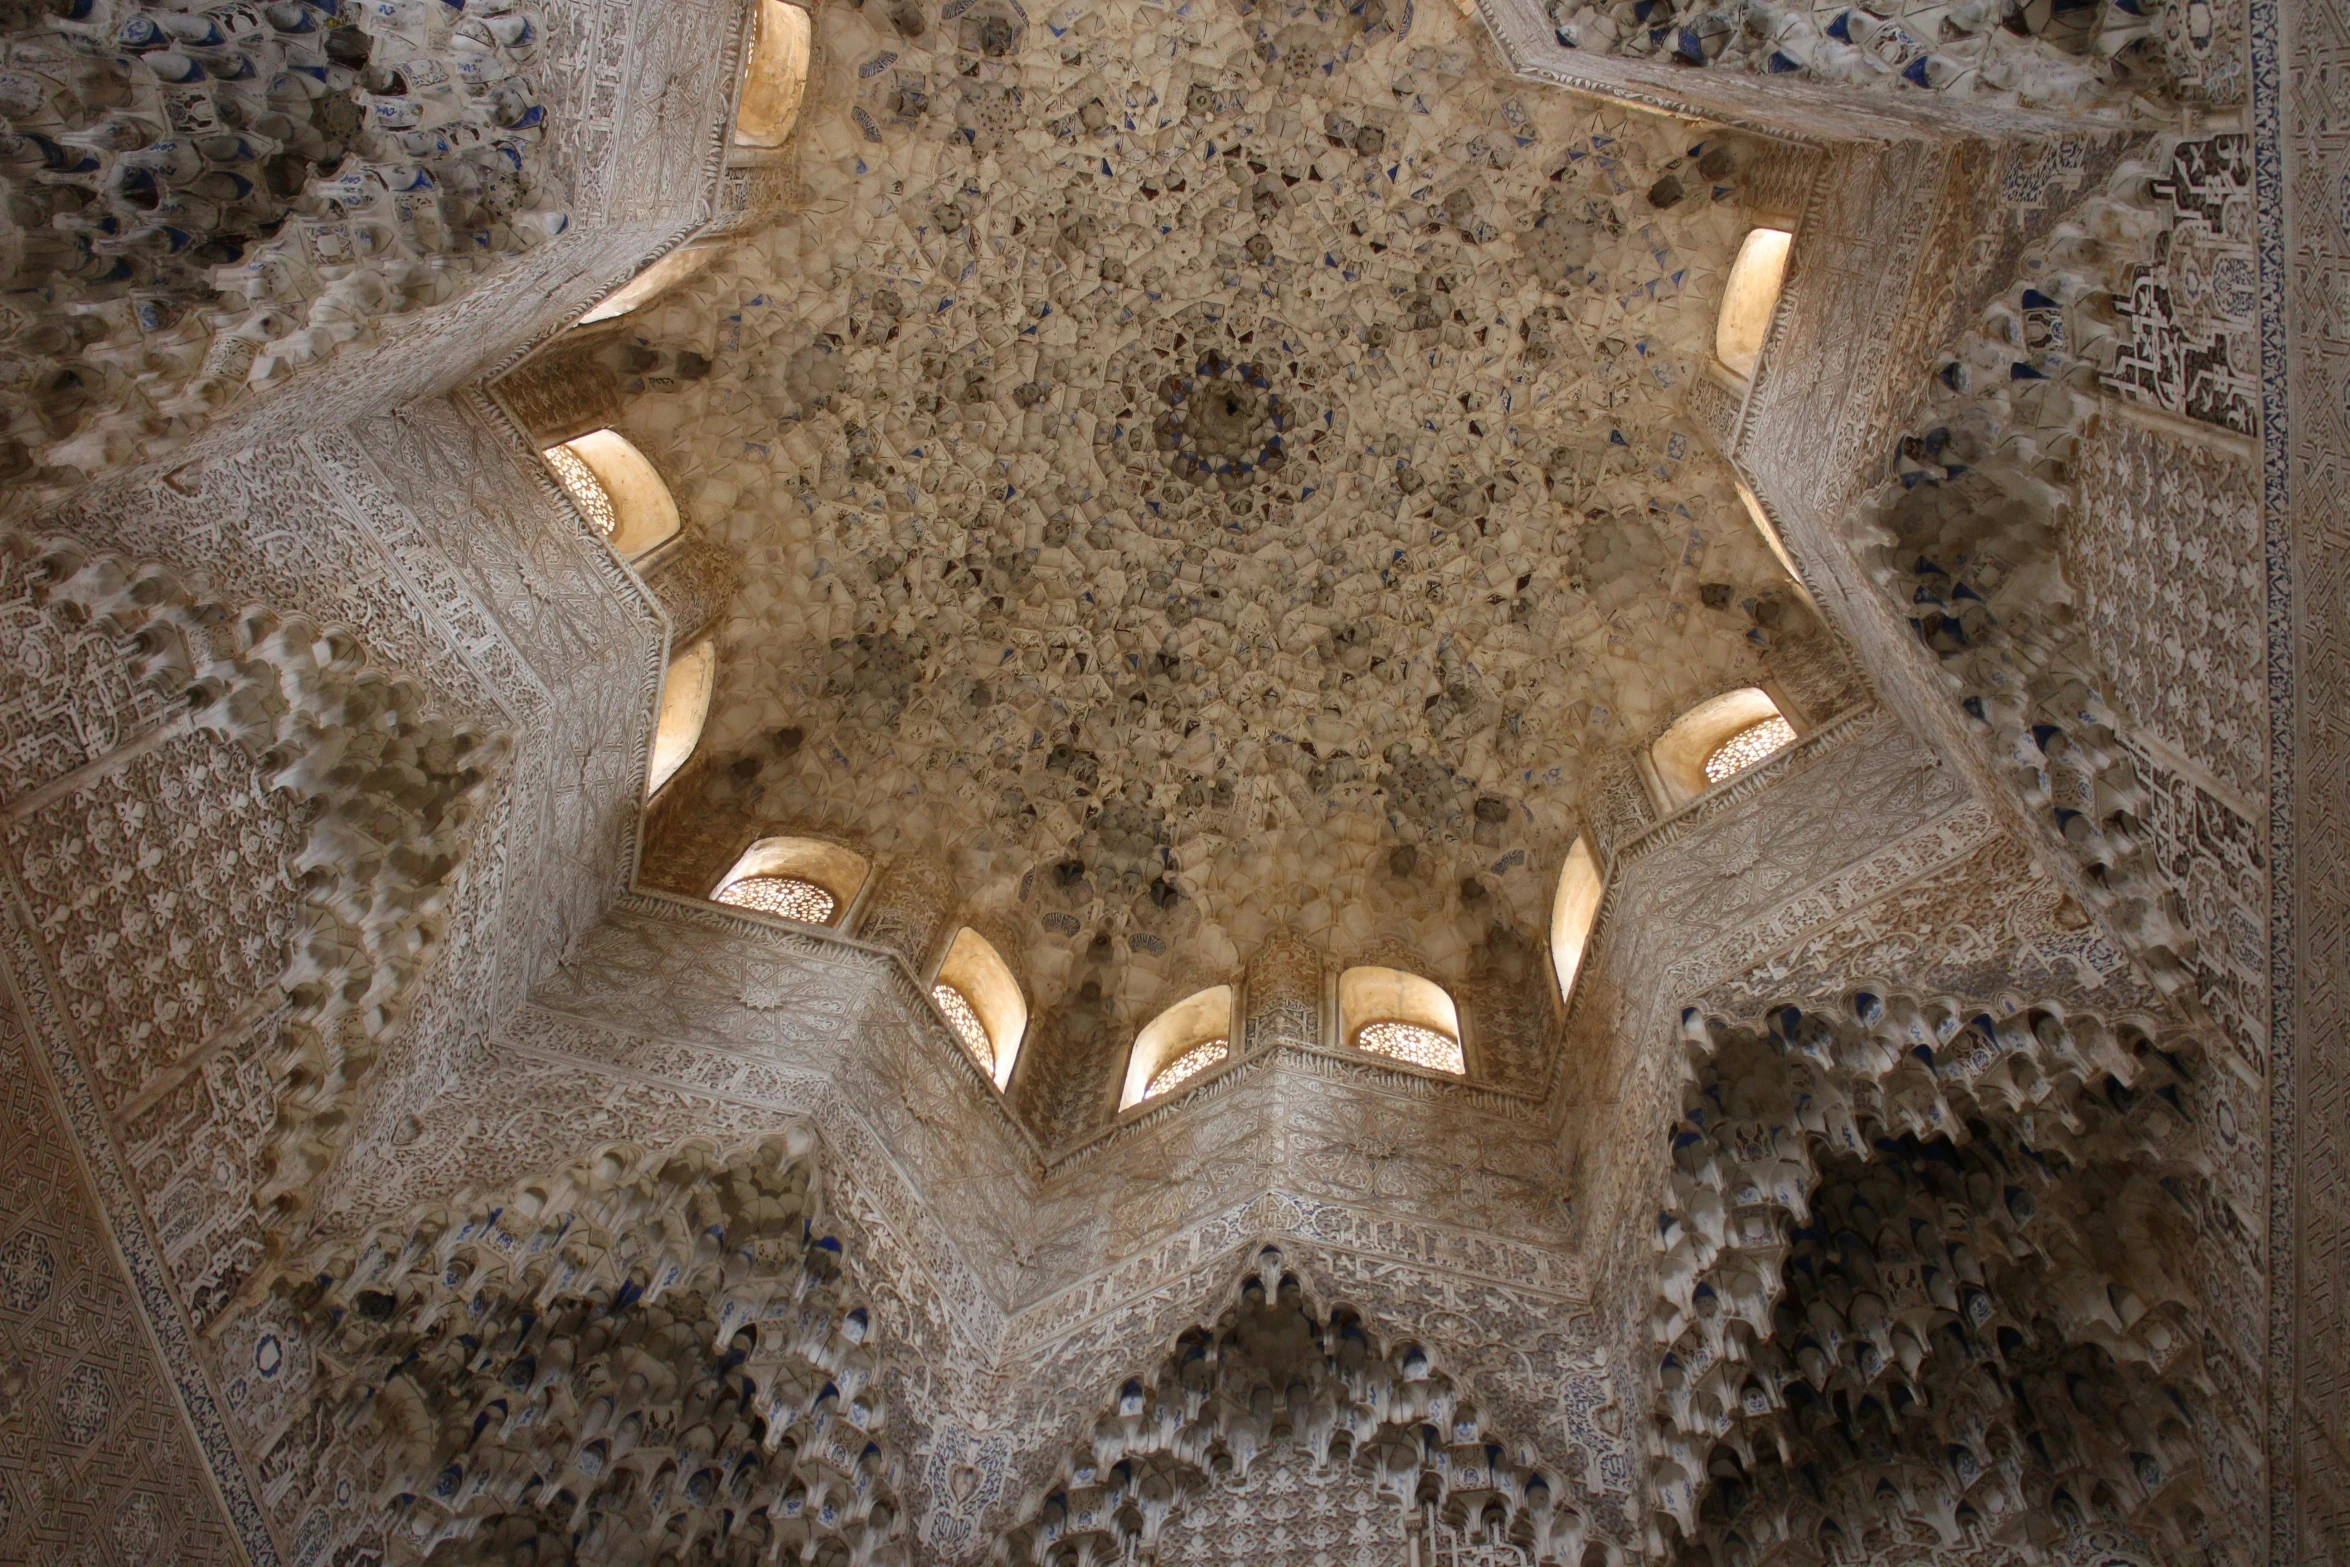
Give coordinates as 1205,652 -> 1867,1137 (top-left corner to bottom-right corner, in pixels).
1155,356 -> 1291,488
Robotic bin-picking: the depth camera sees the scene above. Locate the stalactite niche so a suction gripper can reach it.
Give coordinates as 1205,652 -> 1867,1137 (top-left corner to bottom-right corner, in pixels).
284,1138 -> 906,1567
1649,998 -> 2256,1567
1004,1248 -> 1581,1567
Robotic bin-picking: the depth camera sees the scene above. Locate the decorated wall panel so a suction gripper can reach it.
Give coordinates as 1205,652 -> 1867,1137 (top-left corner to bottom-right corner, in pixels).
0,969 -> 242,1565
2272,0 -> 2350,1549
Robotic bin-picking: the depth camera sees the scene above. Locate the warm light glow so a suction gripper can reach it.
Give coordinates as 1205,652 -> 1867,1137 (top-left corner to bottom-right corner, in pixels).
647,640 -> 716,797
1123,985 -> 1237,1107
1146,1038 -> 1229,1098
1550,836 -> 1604,1003
710,836 -> 869,921
1705,715 -> 1797,782
935,927 -> 1027,1087
1734,479 -> 1810,600
579,245 -> 719,325
1650,687 -> 1789,811
543,429 -> 680,560
1717,227 -> 1793,379
1354,1020 -> 1465,1075
542,442 -> 616,537
1338,967 -> 1464,1076
715,875 -> 838,924
933,982 -> 993,1072
734,0 -> 812,148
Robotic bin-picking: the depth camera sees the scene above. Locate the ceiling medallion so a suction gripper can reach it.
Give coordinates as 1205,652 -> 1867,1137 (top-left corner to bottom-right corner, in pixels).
1154,355 -> 1294,489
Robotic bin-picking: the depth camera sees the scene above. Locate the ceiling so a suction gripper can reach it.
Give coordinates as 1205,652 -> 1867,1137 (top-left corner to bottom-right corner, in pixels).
611,0 -> 1806,1048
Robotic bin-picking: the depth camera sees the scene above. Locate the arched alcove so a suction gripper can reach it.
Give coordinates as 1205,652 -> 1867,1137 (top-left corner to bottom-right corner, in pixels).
647,640 -> 716,797
542,428 -> 681,560
712,836 -> 870,925
578,244 -> 721,326
734,0 -> 812,149
1337,967 -> 1464,1076
933,927 -> 1026,1089
1121,985 -> 1235,1109
1549,836 -> 1605,1005
1647,687 -> 1795,813
1716,227 -> 1793,380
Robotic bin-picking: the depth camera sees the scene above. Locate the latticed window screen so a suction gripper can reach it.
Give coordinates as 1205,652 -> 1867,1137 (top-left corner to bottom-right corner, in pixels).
1353,1020 -> 1464,1075
1145,1037 -> 1229,1099
715,874 -> 837,924
933,983 -> 994,1073
1704,714 -> 1795,783
543,442 -> 617,538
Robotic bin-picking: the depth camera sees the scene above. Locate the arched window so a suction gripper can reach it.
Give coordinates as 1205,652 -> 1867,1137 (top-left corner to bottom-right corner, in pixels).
933,927 -> 1026,1088
1716,227 -> 1793,380
734,0 -> 812,149
578,244 -> 720,326
1122,985 -> 1235,1109
542,428 -> 681,560
712,836 -> 870,925
1337,967 -> 1464,1076
648,639 -> 716,797
1549,836 -> 1604,1004
1648,687 -> 1796,812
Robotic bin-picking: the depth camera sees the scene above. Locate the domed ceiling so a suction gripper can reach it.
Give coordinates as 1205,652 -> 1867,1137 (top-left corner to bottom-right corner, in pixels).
609,0 -> 1816,1073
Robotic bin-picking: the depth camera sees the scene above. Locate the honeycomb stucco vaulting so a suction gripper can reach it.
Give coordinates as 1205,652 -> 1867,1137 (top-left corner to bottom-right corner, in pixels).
0,0 -> 2324,1556
602,0 -> 1864,1133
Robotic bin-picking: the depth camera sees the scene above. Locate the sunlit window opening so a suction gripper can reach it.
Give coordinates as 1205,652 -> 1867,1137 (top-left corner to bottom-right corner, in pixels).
541,428 -> 680,560
1549,835 -> 1604,1004
709,836 -> 869,926
1734,479 -> 1808,592
1148,1039 -> 1229,1098
1337,967 -> 1465,1077
1649,687 -> 1795,812
1122,985 -> 1235,1108
647,640 -> 716,797
1716,227 -> 1793,380
1353,1020 -> 1464,1073
717,876 -> 837,923
934,927 -> 1026,1088
933,982 -> 993,1071
1705,715 -> 1798,783
734,0 -> 812,148
543,442 -> 616,536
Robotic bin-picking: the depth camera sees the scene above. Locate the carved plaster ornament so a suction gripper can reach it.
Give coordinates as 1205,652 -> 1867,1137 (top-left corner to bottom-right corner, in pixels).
0,0 -> 568,496
0,0 -> 2287,1557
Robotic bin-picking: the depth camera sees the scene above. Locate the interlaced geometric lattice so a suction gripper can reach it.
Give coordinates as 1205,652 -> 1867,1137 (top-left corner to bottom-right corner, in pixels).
543,443 -> 618,538
1353,1020 -> 1464,1075
715,874 -> 838,924
933,983 -> 994,1073
1704,714 -> 1796,783
1145,1038 -> 1229,1100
